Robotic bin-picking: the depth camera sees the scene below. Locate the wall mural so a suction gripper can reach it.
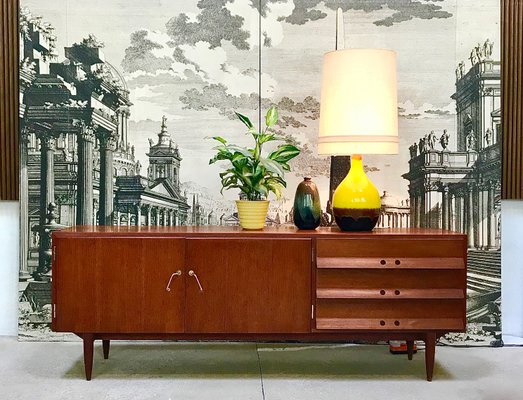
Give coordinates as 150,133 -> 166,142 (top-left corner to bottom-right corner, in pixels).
18,0 -> 501,346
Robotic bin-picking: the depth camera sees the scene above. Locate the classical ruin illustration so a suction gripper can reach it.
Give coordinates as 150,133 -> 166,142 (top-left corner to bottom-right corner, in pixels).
18,1 -> 500,345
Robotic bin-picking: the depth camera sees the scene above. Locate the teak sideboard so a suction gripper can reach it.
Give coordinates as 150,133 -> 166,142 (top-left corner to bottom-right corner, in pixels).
51,226 -> 467,381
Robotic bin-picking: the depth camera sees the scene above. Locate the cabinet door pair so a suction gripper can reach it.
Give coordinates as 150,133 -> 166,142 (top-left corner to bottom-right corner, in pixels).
53,237 -> 312,334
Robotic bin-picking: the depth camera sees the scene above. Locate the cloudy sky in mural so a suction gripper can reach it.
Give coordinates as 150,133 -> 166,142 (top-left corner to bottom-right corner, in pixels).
23,0 -> 499,207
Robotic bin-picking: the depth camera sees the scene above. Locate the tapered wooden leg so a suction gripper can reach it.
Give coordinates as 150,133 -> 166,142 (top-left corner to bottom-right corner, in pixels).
424,332 -> 436,381
407,340 -> 415,360
83,334 -> 94,381
102,340 -> 110,360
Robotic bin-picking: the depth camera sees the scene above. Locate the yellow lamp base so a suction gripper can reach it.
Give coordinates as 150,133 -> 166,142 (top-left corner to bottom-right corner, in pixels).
332,155 -> 381,231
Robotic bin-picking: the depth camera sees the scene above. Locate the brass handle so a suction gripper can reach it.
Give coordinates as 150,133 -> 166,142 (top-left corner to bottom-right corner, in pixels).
165,270 -> 182,292
188,270 -> 204,291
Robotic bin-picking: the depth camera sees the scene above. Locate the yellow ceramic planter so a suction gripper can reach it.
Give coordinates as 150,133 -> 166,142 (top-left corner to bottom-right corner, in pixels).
236,200 -> 269,230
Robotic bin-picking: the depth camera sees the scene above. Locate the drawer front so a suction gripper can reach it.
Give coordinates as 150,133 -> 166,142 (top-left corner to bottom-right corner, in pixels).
317,257 -> 464,270
317,288 -> 465,300
315,298 -> 465,331
317,269 -> 466,291
316,299 -> 464,319
316,318 -> 465,330
317,238 -> 466,258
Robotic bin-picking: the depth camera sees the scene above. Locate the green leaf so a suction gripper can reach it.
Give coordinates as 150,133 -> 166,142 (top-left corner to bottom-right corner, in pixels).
267,181 -> 285,199
235,112 -> 253,129
226,145 -> 253,158
211,144 -> 232,154
248,127 -> 260,137
219,168 -> 236,179
231,153 -> 247,162
266,176 -> 286,186
257,184 -> 269,195
209,150 -> 233,164
259,157 -> 285,177
241,165 -> 253,176
258,133 -> 276,145
265,106 -> 278,127
220,184 -> 241,195
212,136 -> 227,144
269,144 -> 300,163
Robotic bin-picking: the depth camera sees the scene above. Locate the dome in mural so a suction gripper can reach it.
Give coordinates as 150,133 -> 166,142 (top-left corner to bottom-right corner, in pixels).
104,61 -> 129,91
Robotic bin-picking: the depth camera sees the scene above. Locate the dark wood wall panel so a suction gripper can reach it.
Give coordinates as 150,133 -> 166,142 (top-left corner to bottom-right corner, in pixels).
0,0 -> 19,200
502,0 -> 523,199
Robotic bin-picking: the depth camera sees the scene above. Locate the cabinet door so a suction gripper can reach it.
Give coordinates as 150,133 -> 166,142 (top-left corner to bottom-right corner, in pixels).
185,238 -> 312,333
53,237 -> 185,333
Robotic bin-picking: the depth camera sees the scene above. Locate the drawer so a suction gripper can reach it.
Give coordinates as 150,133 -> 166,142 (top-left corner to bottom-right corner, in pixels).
316,298 -> 464,319
316,269 -> 466,290
315,298 -> 466,331
316,288 -> 465,300
316,318 -> 465,330
317,257 -> 464,270
316,238 -> 466,258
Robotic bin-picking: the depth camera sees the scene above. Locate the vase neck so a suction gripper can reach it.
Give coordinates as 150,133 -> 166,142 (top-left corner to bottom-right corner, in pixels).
349,155 -> 364,175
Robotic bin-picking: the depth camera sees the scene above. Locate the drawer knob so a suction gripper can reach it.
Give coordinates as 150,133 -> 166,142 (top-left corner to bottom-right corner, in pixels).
394,320 -> 400,326
395,260 -> 401,265
380,290 -> 386,295
380,320 -> 386,326
380,260 -> 386,265
394,290 -> 401,295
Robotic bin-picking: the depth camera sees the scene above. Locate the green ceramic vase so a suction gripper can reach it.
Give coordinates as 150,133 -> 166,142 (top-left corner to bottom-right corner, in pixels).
293,177 -> 321,230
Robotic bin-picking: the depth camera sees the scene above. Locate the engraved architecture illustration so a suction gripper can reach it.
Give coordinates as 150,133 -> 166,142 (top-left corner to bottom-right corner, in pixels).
18,1 -> 501,344
403,40 -> 501,343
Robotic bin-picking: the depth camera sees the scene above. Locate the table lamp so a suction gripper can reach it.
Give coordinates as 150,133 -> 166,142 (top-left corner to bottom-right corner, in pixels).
318,48 -> 398,231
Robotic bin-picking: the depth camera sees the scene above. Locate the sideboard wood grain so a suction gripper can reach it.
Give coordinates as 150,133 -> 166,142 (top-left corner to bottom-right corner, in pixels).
52,226 -> 467,381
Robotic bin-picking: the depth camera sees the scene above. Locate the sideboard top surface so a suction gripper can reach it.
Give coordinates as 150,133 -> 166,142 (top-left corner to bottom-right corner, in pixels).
53,226 -> 466,239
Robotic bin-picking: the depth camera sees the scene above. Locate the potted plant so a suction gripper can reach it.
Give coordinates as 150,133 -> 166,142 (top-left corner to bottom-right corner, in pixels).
209,106 -> 300,229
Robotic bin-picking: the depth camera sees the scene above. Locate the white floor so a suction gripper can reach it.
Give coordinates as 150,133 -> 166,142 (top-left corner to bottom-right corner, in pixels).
1,337 -> 522,400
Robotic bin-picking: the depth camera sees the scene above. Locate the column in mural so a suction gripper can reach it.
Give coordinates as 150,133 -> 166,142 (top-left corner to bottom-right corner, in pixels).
403,40 -> 502,345
76,122 -> 95,225
18,5 -> 192,339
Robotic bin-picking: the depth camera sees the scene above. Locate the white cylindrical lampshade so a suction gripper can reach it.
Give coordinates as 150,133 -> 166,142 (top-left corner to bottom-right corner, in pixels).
318,49 -> 398,155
